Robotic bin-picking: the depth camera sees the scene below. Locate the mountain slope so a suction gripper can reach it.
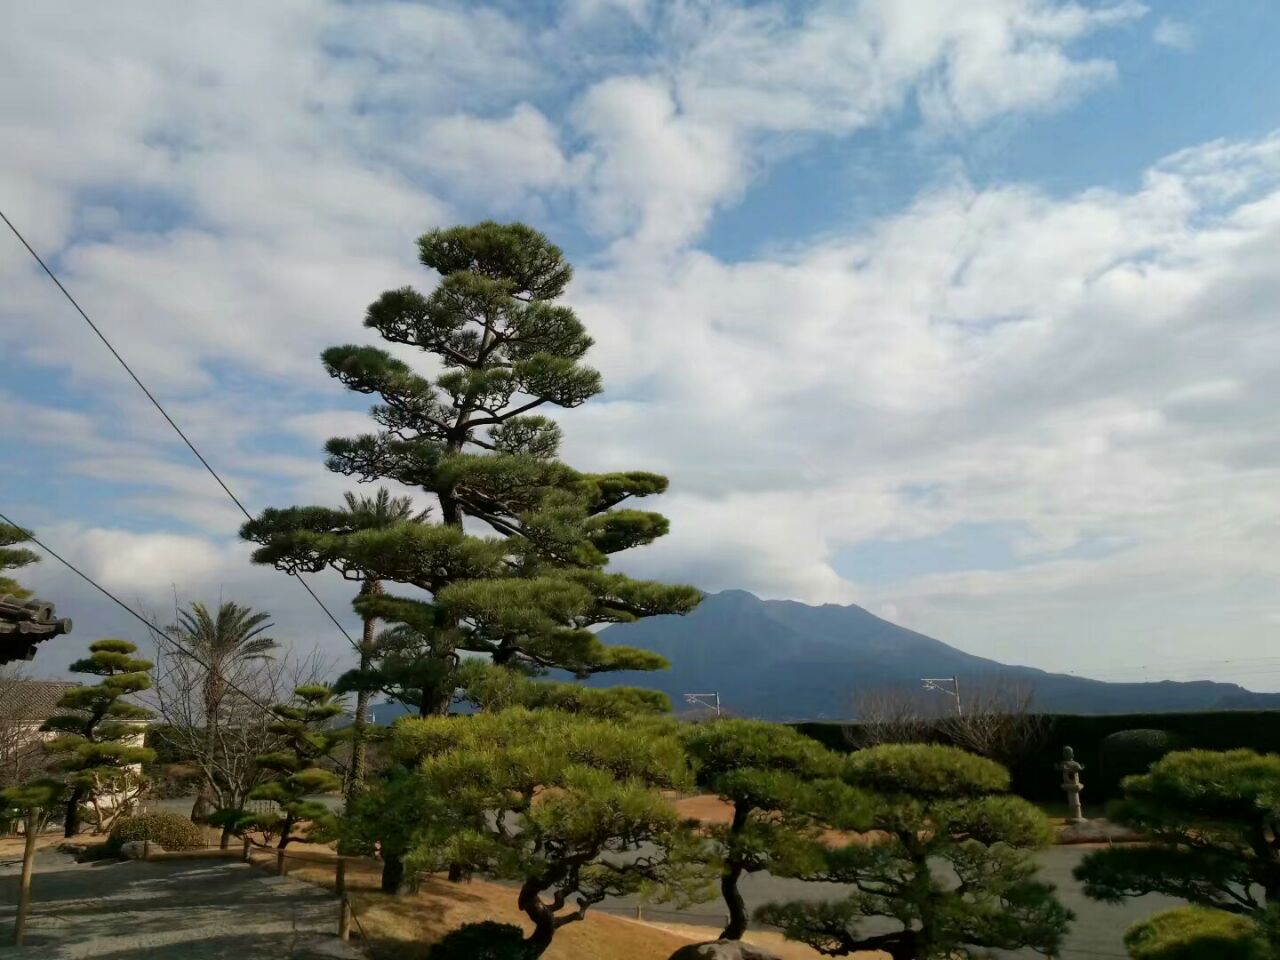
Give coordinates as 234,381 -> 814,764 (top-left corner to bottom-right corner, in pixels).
588,590 -> 1280,719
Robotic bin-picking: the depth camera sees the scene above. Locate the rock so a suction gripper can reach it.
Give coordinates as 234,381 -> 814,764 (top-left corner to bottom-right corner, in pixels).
57,841 -> 88,856
668,940 -> 782,960
118,840 -> 164,859
1056,818 -> 1143,845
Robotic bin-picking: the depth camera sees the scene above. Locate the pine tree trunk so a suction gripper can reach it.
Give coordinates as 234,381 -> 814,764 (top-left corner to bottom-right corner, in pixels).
719,864 -> 748,939
720,802 -> 751,939
345,579 -> 382,802
63,787 -> 83,838
381,853 -> 406,894
518,879 -> 557,956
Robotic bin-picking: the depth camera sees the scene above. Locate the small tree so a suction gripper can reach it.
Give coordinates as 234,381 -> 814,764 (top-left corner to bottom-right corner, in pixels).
1,778 -> 63,945
680,719 -> 849,939
758,744 -> 1072,959
244,685 -> 346,848
1075,750 -> 1280,939
380,708 -> 714,956
42,638 -> 155,836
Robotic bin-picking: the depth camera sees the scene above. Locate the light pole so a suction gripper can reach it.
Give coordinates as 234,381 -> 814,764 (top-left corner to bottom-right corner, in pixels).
921,676 -> 963,716
684,692 -> 721,718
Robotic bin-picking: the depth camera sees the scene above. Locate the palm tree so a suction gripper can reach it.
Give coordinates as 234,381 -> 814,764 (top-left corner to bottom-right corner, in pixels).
338,488 -> 422,799
166,601 -> 276,821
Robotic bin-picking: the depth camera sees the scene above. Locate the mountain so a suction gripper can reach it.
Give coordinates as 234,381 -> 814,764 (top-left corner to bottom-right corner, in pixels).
587,590 -> 1280,720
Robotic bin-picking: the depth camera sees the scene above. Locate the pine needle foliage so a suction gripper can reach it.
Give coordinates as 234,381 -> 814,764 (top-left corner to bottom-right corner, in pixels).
757,744 -> 1071,960
242,221 -> 699,683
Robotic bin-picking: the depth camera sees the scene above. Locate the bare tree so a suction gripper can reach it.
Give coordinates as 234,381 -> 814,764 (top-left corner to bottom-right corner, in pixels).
151,643 -> 330,846
939,679 -> 1050,770
0,668 -> 53,792
846,685 -> 939,749
848,677 -> 1048,770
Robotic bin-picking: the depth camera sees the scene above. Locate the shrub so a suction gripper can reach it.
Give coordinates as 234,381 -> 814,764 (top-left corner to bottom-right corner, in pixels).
107,812 -> 205,854
428,922 -> 533,960
1100,729 -> 1182,797
1124,907 -> 1267,960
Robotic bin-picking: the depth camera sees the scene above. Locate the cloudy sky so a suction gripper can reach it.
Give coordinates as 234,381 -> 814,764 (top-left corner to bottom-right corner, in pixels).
3,1 -> 1279,689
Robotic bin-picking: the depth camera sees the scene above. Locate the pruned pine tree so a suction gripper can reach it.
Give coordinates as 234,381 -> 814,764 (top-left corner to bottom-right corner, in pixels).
42,639 -> 155,836
0,523 -> 40,599
681,719 -> 853,940
242,222 -> 699,689
1076,750 -> 1280,958
246,685 -> 346,848
758,744 -> 1072,960
390,708 -> 714,956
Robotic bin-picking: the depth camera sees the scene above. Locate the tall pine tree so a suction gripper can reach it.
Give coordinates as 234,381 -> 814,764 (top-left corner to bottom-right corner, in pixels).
243,222 -> 699,686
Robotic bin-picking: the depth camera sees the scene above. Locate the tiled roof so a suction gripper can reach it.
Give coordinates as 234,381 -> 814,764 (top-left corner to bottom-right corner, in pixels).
0,594 -> 73,664
2,679 -> 82,722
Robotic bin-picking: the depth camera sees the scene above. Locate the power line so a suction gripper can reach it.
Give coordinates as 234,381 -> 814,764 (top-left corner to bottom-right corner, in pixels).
0,207 -> 357,652
0,508 -> 349,775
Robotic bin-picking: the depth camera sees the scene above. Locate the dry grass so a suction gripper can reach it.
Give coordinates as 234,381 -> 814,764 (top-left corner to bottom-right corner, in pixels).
245,847 -> 870,959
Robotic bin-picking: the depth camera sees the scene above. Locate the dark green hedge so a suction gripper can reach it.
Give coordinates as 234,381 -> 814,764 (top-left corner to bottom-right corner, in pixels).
793,711 -> 1280,803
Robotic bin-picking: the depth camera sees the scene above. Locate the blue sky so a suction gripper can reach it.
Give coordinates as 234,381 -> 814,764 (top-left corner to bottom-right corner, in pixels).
3,1 -> 1280,688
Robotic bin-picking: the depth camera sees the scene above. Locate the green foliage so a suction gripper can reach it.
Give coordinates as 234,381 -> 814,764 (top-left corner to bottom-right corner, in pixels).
369,708 -> 714,955
455,659 -> 670,719
1124,907 -> 1269,960
247,685 -> 346,846
681,719 -> 853,938
1076,750 -> 1280,919
0,522 -> 40,598
428,922 -> 534,960
1,778 -> 65,813
1100,729 -> 1183,797
106,812 -> 206,854
796,711 -> 1280,803
269,220 -> 701,684
43,638 -> 155,832
758,744 -> 1069,959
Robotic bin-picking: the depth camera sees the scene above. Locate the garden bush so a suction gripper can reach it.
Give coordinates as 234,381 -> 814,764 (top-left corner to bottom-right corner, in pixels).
1100,729 -> 1182,798
106,812 -> 205,854
1124,907 -> 1268,960
427,922 -> 533,959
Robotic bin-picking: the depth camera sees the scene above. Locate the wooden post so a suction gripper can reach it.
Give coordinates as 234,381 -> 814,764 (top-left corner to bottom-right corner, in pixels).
242,836 -> 251,863
13,809 -> 38,946
634,904 -> 642,920
143,840 -> 150,860
335,859 -> 346,897
338,897 -> 352,941
277,849 -> 287,876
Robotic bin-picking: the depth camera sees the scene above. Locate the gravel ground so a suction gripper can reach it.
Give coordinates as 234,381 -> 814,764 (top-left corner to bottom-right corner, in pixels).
0,850 -> 363,959
598,846 -> 1179,960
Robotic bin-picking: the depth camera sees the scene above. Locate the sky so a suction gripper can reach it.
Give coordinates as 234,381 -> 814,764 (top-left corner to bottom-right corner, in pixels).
3,1 -> 1280,690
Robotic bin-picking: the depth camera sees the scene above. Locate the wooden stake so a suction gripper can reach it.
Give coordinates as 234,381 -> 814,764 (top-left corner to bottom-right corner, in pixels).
335,859 -> 346,898
338,897 -> 352,941
277,849 -> 286,875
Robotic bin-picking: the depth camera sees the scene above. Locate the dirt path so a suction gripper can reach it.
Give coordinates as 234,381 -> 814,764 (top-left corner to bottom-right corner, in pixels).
0,850 -> 362,958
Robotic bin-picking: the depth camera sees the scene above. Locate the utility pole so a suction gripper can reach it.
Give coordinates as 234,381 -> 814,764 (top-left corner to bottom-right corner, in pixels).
921,676 -> 963,717
684,692 -> 721,718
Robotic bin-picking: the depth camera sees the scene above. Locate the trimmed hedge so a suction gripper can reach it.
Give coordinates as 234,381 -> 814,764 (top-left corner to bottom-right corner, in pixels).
427,922 -> 533,959
794,710 -> 1280,803
1099,729 -> 1183,799
1124,907 -> 1268,960
107,812 -> 206,854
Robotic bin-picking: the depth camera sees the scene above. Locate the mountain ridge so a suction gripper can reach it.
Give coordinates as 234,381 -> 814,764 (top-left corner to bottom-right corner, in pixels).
587,589 -> 1280,720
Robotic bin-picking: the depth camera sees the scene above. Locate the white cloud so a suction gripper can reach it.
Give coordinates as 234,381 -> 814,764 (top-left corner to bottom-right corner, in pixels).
7,2 -> 1280,688
1153,17 -> 1196,51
